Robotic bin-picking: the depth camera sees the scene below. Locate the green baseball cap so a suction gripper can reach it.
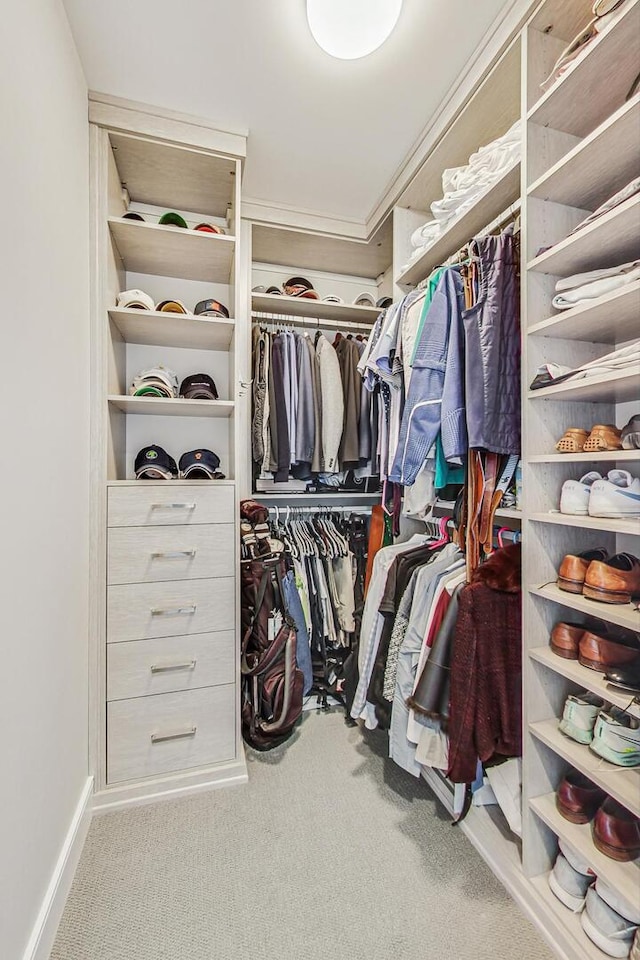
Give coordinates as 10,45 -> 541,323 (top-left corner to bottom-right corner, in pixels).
158,211 -> 188,229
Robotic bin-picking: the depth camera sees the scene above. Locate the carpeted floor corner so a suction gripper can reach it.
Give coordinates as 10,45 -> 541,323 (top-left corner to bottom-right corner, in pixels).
51,711 -> 555,960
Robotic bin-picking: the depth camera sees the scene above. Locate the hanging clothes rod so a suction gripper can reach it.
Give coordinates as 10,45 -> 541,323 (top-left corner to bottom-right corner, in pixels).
252,311 -> 374,334
266,503 -> 372,515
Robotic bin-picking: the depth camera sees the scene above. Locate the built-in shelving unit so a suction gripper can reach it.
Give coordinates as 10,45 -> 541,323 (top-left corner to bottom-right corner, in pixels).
522,3 -> 640,953
251,292 -> 381,326
107,396 -> 235,418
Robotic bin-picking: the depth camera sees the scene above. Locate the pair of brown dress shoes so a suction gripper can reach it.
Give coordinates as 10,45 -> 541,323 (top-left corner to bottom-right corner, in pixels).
550,621 -> 640,671
556,771 -> 640,862
558,549 -> 640,604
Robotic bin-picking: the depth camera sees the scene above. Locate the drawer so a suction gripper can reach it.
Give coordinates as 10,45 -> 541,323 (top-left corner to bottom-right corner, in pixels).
107,631 -> 235,700
107,578 -> 235,643
108,524 -> 235,584
108,484 -> 234,527
107,685 -> 236,783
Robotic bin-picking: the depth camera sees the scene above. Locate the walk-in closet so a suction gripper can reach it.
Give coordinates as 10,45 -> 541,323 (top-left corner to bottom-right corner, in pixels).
5,1 -> 639,959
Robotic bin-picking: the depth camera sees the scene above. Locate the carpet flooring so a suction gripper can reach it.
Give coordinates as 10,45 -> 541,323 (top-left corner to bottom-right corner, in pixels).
52,711 -> 555,960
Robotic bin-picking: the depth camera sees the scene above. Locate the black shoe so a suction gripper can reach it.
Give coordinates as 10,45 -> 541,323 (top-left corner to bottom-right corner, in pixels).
606,661 -> 640,693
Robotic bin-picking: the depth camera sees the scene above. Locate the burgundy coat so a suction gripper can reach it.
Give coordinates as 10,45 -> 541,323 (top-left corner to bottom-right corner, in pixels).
447,545 -> 522,784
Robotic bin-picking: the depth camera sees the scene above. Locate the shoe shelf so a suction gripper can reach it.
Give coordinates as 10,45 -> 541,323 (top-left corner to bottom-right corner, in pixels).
526,280 -> 640,344
530,719 -> 640,816
251,293 -> 381,326
529,451 -> 640,464
109,307 -> 235,351
529,646 -> 640,721
527,369 -> 640,404
529,793 -> 640,914
529,512 -> 640,536
395,161 -> 520,287
530,873 -> 620,960
527,193 -> 640,277
528,94 -> 640,210
529,582 -> 640,632
107,396 -> 235,418
527,0 -> 640,138
108,217 -> 236,283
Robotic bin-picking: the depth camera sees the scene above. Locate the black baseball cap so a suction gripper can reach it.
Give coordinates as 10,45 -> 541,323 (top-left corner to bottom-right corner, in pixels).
134,445 -> 178,480
179,374 -> 219,400
376,297 -> 393,309
194,299 -> 230,319
123,212 -> 146,222
179,449 -> 222,479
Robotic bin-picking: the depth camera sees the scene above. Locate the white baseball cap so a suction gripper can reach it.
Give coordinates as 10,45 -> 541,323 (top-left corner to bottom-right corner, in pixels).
352,292 -> 376,307
117,289 -> 155,311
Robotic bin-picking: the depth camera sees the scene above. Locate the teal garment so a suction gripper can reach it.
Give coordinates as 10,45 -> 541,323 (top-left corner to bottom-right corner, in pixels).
409,266 -> 446,366
434,432 -> 465,490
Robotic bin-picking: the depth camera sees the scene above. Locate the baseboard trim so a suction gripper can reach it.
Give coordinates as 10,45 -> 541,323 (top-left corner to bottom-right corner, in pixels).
21,776 -> 93,960
92,756 -> 248,814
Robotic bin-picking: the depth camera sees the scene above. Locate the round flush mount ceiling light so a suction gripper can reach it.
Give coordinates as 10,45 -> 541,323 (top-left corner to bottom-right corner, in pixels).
306,0 -> 403,60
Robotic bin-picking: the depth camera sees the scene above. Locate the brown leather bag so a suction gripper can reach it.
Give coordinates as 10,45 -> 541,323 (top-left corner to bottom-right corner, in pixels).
240,556 -> 304,750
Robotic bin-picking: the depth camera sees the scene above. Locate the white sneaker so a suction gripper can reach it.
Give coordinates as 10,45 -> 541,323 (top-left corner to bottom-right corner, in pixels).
559,690 -> 607,744
560,472 -> 602,515
581,886 -> 638,958
548,851 -> 595,912
589,470 -> 640,518
590,707 -> 640,767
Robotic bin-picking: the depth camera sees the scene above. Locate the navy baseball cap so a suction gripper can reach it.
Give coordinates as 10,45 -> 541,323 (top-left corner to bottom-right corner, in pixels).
179,374 -> 219,400
194,299 -> 230,319
134,445 -> 178,480
179,449 -> 222,479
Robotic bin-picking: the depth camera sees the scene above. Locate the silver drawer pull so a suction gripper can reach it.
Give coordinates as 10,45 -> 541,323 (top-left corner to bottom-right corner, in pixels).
150,502 -> 196,510
150,659 -> 197,673
151,726 -> 197,744
150,605 -> 197,616
151,550 -> 196,559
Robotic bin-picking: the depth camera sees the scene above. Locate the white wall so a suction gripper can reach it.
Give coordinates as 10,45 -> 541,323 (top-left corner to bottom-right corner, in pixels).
0,1 -> 90,957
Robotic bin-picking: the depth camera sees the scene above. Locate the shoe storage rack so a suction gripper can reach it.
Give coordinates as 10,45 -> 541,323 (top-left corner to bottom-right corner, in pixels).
522,1 -> 640,957
88,95 -> 249,809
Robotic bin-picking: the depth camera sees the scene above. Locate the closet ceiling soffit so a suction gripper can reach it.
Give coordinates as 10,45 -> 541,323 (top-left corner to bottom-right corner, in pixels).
64,0 -> 520,226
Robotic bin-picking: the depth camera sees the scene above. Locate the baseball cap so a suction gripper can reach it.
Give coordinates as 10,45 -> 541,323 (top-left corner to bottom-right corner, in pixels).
179,449 -> 222,479
194,222 -> 226,234
135,445 -> 178,480
117,289 -> 155,311
322,295 -> 344,304
194,299 -> 230,319
156,300 -> 190,315
252,285 -> 282,295
284,276 -> 320,299
376,296 -> 393,309
131,366 -> 179,398
158,211 -> 188,229
179,373 -> 219,400
353,292 -> 376,307
122,212 -> 145,222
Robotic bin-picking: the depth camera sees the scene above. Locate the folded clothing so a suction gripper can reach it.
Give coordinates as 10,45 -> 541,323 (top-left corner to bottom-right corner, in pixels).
571,177 -> 640,235
531,341 -> 640,389
553,259 -> 640,310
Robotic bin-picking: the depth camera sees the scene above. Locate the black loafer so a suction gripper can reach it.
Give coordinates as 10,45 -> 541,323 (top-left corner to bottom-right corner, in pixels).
606,661 -> 640,693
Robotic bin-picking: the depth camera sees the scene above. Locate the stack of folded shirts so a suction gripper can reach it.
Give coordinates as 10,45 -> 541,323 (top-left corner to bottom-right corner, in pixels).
130,365 -> 179,398
552,260 -> 640,310
531,341 -> 640,390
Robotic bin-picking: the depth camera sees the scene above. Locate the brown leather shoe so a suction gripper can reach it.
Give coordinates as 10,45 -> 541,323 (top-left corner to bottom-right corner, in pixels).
583,424 -> 623,452
550,622 -> 584,659
558,548 -> 609,594
583,553 -> 640,605
556,771 -> 607,824
578,630 -> 640,672
555,427 -> 589,453
592,798 -> 640,862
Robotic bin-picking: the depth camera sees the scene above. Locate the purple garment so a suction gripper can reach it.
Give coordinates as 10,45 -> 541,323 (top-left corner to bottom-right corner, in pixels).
463,227 -> 520,455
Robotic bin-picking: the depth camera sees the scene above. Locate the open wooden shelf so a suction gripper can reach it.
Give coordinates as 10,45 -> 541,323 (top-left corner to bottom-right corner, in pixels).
530,719 -> 640,816
529,646 -> 640,721
528,368 -> 639,404
528,0 -> 640,137
396,162 -> 520,287
530,874 -> 622,960
528,194 -> 640,277
109,132 -> 236,218
108,217 -> 236,282
530,793 -> 640,912
251,293 -> 381,326
107,396 -> 234,418
528,94 -> 640,209
109,307 -> 235,350
529,582 -> 640,632
529,512 -> 640,536
529,451 -> 640,464
527,280 -> 640,343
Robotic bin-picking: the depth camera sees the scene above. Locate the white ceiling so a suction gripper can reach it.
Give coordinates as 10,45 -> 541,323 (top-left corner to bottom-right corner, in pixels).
63,0 -> 511,222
